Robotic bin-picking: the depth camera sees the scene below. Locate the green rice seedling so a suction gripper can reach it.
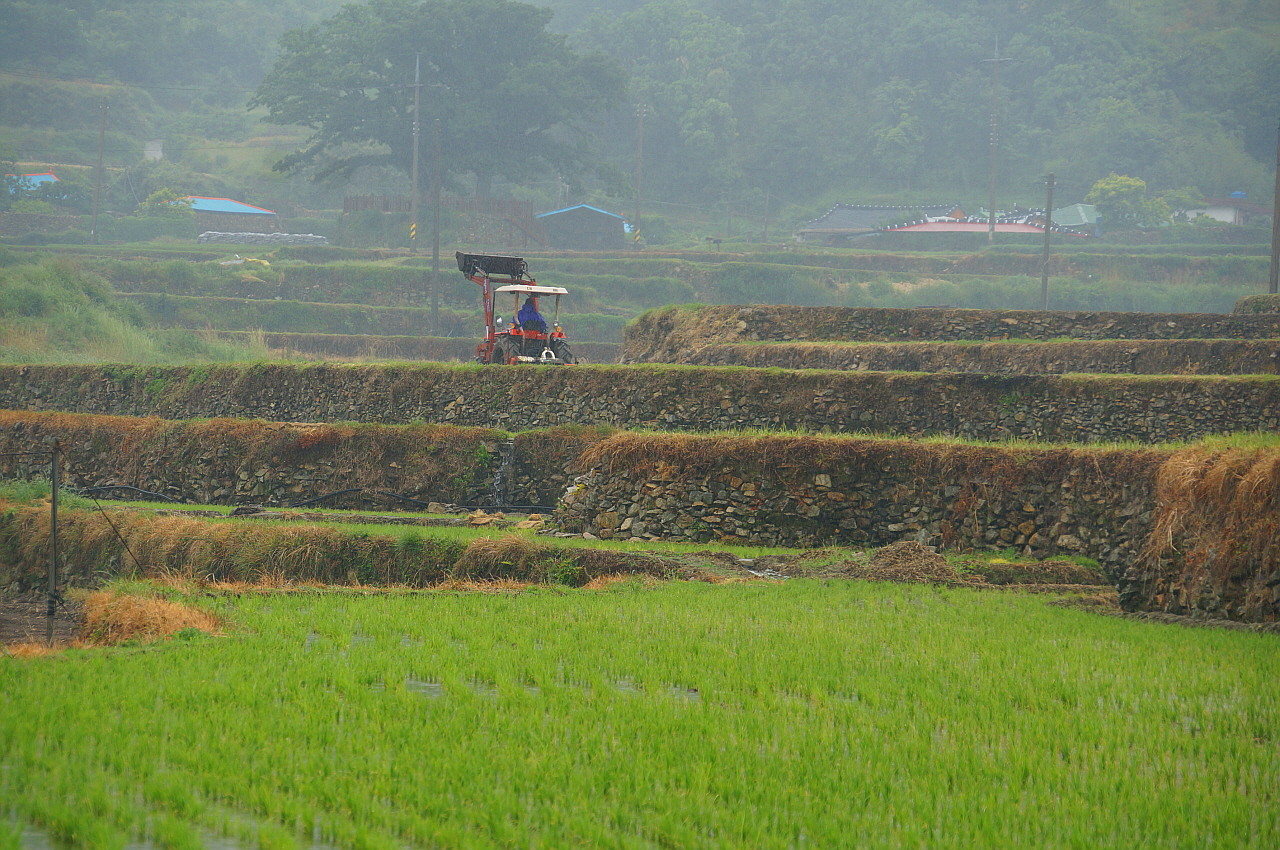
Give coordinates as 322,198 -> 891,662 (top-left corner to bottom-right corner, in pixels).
150,815 -> 202,850
2,581 -> 1276,848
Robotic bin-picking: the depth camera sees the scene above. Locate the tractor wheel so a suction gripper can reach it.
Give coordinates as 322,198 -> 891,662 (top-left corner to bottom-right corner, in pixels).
552,340 -> 577,364
489,341 -> 510,365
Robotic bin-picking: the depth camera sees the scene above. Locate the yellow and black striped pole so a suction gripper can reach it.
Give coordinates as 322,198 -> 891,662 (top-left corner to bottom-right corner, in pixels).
410,221 -> 417,245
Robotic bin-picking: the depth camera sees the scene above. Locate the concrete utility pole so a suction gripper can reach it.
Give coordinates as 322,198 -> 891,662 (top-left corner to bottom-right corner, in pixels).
634,102 -> 646,245
410,54 -> 422,253
1040,173 -> 1055,311
432,117 -> 441,332
1270,117 -> 1279,295
91,105 -> 107,244
982,42 -> 1014,244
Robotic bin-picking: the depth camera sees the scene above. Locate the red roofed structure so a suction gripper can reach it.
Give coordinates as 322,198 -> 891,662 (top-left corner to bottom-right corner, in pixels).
881,220 -> 1086,236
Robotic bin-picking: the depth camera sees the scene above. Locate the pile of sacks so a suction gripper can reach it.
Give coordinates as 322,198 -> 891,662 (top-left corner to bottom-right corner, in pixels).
198,231 -> 328,245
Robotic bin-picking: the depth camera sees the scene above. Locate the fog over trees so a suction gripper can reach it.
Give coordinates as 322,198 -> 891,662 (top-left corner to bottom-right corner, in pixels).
1,0 -> 1276,215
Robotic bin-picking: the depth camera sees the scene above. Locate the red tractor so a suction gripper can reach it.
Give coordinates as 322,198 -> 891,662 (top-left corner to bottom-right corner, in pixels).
458,252 -> 577,365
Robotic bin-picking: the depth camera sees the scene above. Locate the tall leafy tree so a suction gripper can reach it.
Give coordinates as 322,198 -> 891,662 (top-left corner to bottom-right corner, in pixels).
1085,173 -> 1171,227
251,0 -> 627,193
576,0 -> 748,200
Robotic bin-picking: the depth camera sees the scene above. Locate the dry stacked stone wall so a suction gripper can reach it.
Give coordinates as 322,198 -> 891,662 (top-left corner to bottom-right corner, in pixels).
1,364 -> 1278,443
683,339 -> 1280,375
214,332 -> 619,364
0,412 -> 508,509
556,437 -> 1164,573
0,411 -> 599,510
623,305 -> 1280,363
1,412 -> 1275,621
0,213 -> 81,237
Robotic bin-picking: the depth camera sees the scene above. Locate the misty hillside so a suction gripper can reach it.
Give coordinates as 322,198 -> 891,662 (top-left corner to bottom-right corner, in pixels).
0,0 -> 1275,226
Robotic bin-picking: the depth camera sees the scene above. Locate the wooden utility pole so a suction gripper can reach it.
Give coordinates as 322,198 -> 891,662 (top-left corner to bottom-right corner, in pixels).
1040,173 -> 1055,311
1270,117 -> 1279,295
410,54 -> 422,253
47,441 -> 60,646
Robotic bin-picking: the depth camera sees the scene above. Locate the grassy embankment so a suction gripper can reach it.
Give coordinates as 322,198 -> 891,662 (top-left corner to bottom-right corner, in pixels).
6,243 -> 1271,364
3,430 -> 1277,592
0,251 -> 268,364
1,580 -> 1276,848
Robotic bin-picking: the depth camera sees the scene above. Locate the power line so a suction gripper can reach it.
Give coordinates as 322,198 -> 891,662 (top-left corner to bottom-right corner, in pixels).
9,141 -> 309,156
0,67 -> 261,95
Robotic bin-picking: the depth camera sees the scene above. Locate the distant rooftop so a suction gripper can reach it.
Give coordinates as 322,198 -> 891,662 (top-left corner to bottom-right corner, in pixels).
881,220 -> 1087,236
536,203 -> 625,220
5,172 -> 58,191
798,203 -> 963,234
1050,203 -> 1098,227
185,196 -> 276,215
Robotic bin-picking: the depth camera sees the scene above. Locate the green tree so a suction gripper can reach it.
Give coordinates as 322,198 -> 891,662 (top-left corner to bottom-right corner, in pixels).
1160,186 -> 1204,222
135,188 -> 194,219
867,79 -> 930,191
577,0 -> 748,199
1085,173 -> 1171,228
251,0 -> 626,193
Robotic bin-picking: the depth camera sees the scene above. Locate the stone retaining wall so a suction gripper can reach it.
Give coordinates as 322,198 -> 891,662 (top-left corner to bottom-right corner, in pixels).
0,411 -> 599,510
216,331 -> 619,364
1,364 -> 1277,444
556,436 -> 1164,573
683,339 -> 1280,375
623,305 -> 1280,363
0,412 -> 506,509
3,409 -> 1274,621
0,212 -> 80,237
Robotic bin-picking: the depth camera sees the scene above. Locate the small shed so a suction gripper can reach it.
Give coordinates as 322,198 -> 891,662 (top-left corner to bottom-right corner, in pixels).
535,204 -> 626,250
186,196 -> 279,233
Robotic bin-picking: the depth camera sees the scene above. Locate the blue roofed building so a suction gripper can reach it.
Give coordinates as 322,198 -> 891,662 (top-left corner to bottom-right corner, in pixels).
535,203 -> 626,250
185,195 -> 279,233
5,172 -> 59,192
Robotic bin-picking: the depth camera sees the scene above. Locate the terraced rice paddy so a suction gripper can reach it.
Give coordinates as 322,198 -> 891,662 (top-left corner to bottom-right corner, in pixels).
2,580 -> 1277,848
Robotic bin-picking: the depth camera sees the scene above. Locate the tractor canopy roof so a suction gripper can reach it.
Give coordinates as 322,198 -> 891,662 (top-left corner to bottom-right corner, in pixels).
456,252 -> 530,279
495,284 -> 568,295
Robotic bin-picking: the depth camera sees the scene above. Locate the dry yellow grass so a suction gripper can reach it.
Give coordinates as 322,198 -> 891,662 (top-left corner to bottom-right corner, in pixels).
454,534 -> 547,577
1135,446 -> 1280,618
2,641 -> 79,658
431,577 -> 536,592
581,573 -> 662,590
80,591 -> 222,645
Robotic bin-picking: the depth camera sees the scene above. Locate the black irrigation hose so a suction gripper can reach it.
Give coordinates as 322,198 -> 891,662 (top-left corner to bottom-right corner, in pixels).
79,485 -> 179,503
288,487 -> 558,513
288,488 -> 364,508
374,490 -> 435,508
